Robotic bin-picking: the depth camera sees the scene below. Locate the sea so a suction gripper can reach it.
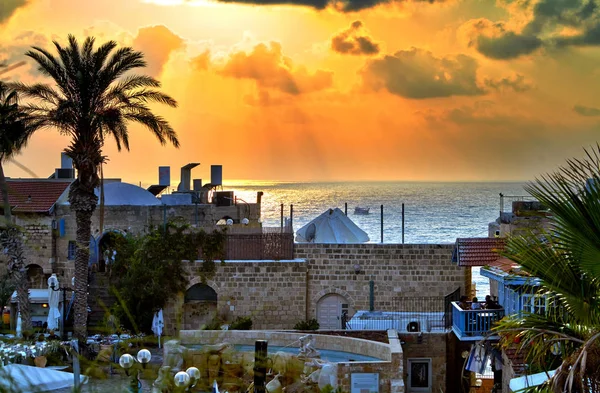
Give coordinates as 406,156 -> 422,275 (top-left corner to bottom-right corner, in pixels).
228,181 -> 529,299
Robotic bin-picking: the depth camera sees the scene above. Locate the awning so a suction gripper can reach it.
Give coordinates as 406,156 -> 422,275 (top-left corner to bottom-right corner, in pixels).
11,289 -> 49,304
509,369 -> 556,391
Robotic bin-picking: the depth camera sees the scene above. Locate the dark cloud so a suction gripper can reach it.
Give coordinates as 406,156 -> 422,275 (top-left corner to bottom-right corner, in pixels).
574,105 -> 600,116
476,33 -> 543,59
466,0 -> 600,59
0,0 -> 28,24
220,42 -> 333,95
132,25 -> 185,77
361,48 -> 484,99
331,21 -> 380,56
216,0 -> 414,12
484,74 -> 532,92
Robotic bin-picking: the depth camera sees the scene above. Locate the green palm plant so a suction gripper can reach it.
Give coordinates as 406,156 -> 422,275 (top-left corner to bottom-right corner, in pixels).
0,80 -> 38,332
495,145 -> 600,392
13,35 -> 179,342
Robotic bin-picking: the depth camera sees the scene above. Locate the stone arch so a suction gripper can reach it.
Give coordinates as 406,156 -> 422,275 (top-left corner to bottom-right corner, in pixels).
313,287 -> 355,330
97,229 -> 127,273
183,281 -> 219,330
26,264 -> 45,289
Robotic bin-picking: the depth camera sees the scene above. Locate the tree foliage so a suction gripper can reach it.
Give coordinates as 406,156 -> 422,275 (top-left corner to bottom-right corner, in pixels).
495,145 -> 600,393
109,221 -> 226,333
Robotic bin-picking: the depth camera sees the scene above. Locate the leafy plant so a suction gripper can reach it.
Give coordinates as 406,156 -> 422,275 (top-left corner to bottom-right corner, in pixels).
229,316 -> 252,330
293,319 -> 319,330
109,221 -> 226,333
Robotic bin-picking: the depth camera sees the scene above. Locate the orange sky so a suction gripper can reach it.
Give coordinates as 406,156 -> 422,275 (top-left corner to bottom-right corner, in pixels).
1,0 -> 600,184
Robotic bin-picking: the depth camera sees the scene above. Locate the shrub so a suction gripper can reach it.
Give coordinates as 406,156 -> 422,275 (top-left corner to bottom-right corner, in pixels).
203,318 -> 224,330
229,316 -> 252,330
293,319 -> 319,330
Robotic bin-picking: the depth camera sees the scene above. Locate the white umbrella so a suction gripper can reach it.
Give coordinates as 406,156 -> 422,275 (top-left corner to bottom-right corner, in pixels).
152,309 -> 164,348
16,312 -> 22,338
47,274 -> 61,331
296,208 -> 370,244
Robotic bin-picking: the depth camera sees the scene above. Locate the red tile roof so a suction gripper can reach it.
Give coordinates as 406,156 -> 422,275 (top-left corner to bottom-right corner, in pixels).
0,180 -> 71,214
453,237 -> 506,267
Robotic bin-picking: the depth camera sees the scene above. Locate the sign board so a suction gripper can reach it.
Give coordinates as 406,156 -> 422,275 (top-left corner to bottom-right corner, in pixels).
351,373 -> 379,393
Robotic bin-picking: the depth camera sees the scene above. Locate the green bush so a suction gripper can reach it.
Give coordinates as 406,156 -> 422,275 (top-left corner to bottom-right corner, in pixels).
203,318 -> 224,330
229,316 -> 252,330
293,319 -> 319,330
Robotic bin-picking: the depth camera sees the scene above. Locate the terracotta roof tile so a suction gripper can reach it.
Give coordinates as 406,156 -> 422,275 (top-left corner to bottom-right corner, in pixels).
0,180 -> 71,214
453,237 -> 506,267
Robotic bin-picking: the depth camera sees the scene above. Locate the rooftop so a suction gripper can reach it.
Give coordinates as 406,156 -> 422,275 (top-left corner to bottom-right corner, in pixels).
0,179 -> 71,214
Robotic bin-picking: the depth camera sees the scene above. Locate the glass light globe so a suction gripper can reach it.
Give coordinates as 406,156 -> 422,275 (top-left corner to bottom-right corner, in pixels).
174,371 -> 191,387
186,366 -> 201,381
241,218 -> 249,225
137,349 -> 151,364
226,219 -> 233,226
119,353 -> 134,369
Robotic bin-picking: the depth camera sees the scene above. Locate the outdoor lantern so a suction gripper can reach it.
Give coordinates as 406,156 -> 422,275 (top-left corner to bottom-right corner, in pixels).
186,366 -> 201,382
137,349 -> 151,365
119,353 -> 134,369
174,371 -> 191,387
226,219 -> 233,226
241,218 -> 249,225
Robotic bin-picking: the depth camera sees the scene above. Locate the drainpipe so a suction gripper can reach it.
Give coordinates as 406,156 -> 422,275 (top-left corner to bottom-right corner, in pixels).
305,269 -> 310,321
51,210 -> 58,274
369,280 -> 375,311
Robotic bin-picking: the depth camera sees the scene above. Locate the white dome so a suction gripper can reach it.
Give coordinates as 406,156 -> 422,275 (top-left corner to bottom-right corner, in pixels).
94,182 -> 161,206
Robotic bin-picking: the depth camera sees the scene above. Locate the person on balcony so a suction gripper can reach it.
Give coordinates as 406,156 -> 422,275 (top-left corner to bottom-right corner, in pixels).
471,297 -> 481,310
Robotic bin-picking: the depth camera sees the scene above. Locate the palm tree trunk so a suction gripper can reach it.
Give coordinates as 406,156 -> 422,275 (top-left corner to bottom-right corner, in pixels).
0,160 -> 12,224
69,180 -> 97,343
14,264 -> 31,332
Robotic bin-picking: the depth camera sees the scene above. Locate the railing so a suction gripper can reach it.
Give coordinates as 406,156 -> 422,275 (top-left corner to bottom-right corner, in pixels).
499,193 -> 537,213
199,227 -> 294,261
451,302 -> 505,337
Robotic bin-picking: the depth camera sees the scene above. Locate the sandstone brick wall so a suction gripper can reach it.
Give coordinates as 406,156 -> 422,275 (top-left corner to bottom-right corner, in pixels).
295,243 -> 465,318
161,244 -> 467,335
400,332 -> 447,393
14,215 -> 55,277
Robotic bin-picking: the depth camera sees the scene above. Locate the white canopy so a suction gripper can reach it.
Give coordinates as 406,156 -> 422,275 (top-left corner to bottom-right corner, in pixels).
0,364 -> 88,392
47,274 -> 61,331
152,309 -> 164,348
296,208 -> 369,244
509,369 -> 556,392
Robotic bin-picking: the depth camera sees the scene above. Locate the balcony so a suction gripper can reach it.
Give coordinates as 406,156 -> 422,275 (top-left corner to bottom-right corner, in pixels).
451,302 -> 505,341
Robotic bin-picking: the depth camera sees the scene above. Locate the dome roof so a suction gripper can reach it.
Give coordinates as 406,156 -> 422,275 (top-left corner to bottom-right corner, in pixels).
93,182 -> 161,206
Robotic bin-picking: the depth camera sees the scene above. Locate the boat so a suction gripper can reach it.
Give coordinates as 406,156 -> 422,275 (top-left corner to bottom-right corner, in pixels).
354,207 -> 370,215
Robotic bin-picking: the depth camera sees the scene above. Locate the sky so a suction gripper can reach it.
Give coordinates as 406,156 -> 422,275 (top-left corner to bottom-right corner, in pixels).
1,0 -> 600,184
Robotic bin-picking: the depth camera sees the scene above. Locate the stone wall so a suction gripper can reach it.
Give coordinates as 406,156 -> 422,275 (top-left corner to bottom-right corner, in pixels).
400,332 -> 447,393
161,244 -> 467,335
295,243 -> 465,317
14,215 -> 55,280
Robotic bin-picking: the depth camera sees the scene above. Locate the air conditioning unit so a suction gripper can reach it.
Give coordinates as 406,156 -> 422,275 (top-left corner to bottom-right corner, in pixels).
407,321 -> 420,332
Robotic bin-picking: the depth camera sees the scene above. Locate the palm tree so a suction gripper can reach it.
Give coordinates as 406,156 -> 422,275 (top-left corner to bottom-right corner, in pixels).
0,80 -> 37,332
14,35 -> 179,342
495,146 -> 600,392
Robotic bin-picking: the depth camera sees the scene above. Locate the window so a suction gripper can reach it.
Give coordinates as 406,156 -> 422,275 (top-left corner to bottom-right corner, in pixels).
521,294 -> 549,315
407,358 -> 432,393
67,241 -> 76,260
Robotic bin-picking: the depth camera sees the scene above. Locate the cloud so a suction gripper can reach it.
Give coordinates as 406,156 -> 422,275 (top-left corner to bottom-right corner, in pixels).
190,50 -> 211,70
484,74 -> 531,92
220,41 -> 333,95
361,48 -> 484,99
462,0 -> 600,60
0,0 -> 28,25
331,21 -> 380,56
132,25 -> 185,77
215,0 -> 434,12
573,105 -> 600,116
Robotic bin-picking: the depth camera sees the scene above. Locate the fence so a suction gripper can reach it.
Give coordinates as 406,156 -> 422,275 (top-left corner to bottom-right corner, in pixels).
199,226 -> 294,261
498,193 -> 537,213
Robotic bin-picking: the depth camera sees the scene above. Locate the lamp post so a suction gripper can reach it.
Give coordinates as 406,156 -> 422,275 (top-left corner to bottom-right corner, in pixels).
49,278 -> 74,341
119,349 -> 152,392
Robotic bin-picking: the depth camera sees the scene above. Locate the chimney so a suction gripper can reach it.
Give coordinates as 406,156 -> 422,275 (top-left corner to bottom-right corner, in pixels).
193,179 -> 203,191
158,166 -> 170,186
61,152 -> 73,169
211,165 -> 223,186
177,163 -> 200,192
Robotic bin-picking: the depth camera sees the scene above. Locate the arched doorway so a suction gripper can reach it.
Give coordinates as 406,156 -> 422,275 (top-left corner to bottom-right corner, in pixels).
97,231 -> 126,273
26,264 -> 45,289
316,294 -> 350,330
184,283 -> 217,330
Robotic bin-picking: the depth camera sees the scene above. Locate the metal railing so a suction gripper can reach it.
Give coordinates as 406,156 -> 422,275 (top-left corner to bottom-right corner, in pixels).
499,193 -> 537,213
198,227 -> 294,261
451,302 -> 505,337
